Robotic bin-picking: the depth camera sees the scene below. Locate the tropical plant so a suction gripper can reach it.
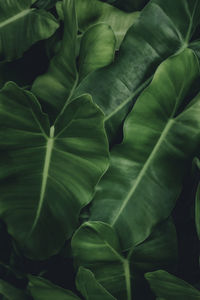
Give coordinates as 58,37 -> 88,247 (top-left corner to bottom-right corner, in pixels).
0,0 -> 200,299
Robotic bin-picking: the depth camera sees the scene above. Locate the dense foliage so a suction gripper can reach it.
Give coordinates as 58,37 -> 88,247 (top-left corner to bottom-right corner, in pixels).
0,0 -> 200,299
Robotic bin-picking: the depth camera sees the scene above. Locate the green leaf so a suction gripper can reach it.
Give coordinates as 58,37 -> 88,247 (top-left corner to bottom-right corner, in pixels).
90,49 -> 200,251
72,221 -> 131,300
32,0 -> 77,119
0,279 -> 28,300
0,82 -> 109,259
76,267 -> 117,300
72,220 -> 177,300
131,219 -> 178,273
145,270 -> 200,300
75,0 -> 200,141
78,23 -> 116,82
73,0 -> 139,48
28,275 -> 81,300
0,0 -> 59,62
32,0 -> 116,121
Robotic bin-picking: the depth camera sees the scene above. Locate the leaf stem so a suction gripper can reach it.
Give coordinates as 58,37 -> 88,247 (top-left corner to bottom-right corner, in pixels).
123,259 -> 131,300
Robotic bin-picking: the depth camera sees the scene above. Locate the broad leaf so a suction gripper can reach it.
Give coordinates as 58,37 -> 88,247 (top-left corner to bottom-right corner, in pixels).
0,82 -> 109,259
145,270 -> 200,300
75,0 -> 200,141
72,220 -> 177,300
0,279 -> 28,300
32,0 -> 116,121
76,267 -> 117,300
130,219 -> 178,273
0,0 -> 59,62
72,221 -> 132,300
78,23 -> 116,82
73,0 -> 139,48
28,275 -> 81,300
90,49 -> 200,250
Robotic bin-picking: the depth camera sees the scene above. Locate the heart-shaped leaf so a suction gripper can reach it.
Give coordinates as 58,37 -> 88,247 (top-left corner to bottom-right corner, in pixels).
72,219 -> 177,300
0,82 -> 109,259
90,48 -> 200,250
75,0 -> 200,141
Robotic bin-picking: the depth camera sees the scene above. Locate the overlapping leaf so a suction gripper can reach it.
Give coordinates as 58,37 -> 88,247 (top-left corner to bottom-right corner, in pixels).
74,0 -> 139,48
0,82 -> 109,259
32,0 -> 116,121
72,219 -> 177,300
0,0 -> 59,62
145,270 -> 200,300
76,267 -> 117,300
75,0 -> 200,141
90,49 -> 200,251
28,276 -> 81,300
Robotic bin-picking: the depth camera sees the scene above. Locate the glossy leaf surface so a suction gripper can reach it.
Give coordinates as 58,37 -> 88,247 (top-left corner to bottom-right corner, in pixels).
90,49 -> 200,250
75,0 -> 200,140
78,23 -> 116,82
72,220 -> 177,300
131,219 -> 178,273
145,270 -> 200,300
29,276 -> 81,300
32,0 -> 116,120
0,0 -> 58,62
32,0 -> 77,118
74,0 -> 139,48
72,221 -> 131,300
76,267 -> 117,300
0,82 -> 109,259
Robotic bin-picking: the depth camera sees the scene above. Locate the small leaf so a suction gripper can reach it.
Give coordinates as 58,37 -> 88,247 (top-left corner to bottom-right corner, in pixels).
28,275 -> 81,300
76,267 -> 116,300
72,221 -> 130,300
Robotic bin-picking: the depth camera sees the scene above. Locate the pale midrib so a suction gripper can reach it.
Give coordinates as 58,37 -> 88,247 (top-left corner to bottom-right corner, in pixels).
111,119 -> 174,226
123,259 -> 131,300
31,126 -> 55,232
101,237 -> 132,300
0,9 -> 34,29
185,0 -> 199,43
55,74 -> 79,123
